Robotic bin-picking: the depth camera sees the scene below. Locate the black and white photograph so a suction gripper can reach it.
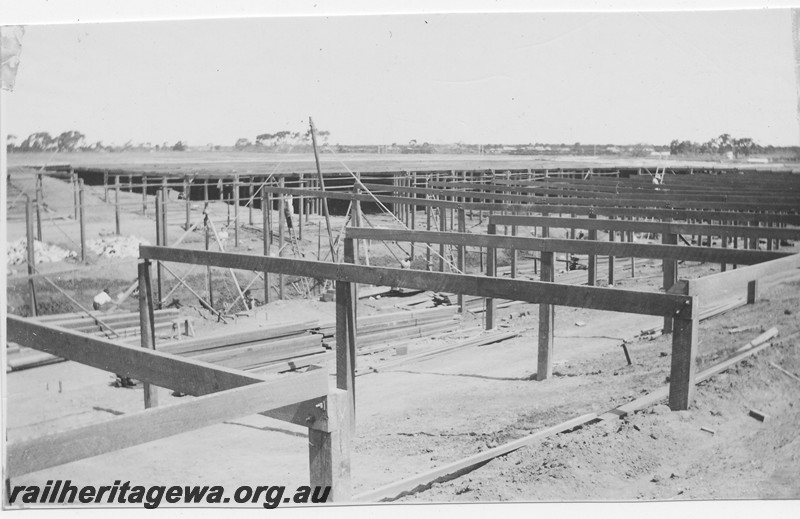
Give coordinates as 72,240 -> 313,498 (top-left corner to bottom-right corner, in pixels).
2,1 -> 799,514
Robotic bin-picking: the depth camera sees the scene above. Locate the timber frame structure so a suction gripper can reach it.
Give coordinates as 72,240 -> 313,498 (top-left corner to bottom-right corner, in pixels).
7,165 -> 800,501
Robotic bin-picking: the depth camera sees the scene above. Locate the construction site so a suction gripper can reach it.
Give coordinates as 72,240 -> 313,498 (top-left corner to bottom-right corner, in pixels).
5,150 -> 800,505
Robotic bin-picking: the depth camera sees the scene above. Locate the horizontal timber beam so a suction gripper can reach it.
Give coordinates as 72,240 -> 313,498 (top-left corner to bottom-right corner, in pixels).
345,228 -> 790,265
365,183 -> 798,212
428,180 -> 798,203
6,316 -> 328,429
260,186 -> 800,225
140,245 -> 693,318
689,252 -> 800,299
6,372 -> 327,478
489,215 -> 800,241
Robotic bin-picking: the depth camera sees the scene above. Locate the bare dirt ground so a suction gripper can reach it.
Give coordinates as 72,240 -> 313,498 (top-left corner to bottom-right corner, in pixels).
4,158 -> 800,508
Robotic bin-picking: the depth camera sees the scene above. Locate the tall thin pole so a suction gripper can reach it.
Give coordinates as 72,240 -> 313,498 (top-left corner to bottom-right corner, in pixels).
262,187 -> 270,305
25,195 -> 38,316
205,212 -> 213,308
115,176 -> 121,235
309,117 -> 337,263
78,179 -> 86,263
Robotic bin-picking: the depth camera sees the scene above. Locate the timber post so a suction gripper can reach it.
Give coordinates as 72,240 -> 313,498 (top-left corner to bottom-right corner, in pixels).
537,251 -> 555,381
137,259 -> 159,409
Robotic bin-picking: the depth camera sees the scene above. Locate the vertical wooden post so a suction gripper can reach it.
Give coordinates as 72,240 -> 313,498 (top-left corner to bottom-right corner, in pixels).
115,176 -> 121,235
438,205 -> 446,272
138,259 -> 159,409
203,178 -> 209,205
308,389 -> 352,502
72,171 -> 79,220
410,172 -> 417,258
205,213 -> 214,309
338,238 -> 358,429
485,223 -> 497,330
662,232 -> 678,333
262,187 -> 270,305
297,173 -> 303,240
25,196 -> 38,316
510,225 -> 517,279
161,186 -> 168,244
233,174 -> 240,248
668,298 -> 699,411
141,176 -> 148,215
747,279 -> 759,304
278,177 -> 285,300
608,217 -> 615,286
570,213 -> 576,239
155,191 -> 163,305
538,251 -> 555,381
457,207 -> 466,312
587,213 -> 597,286
184,175 -> 191,230
629,225 -> 636,277
721,226 -> 728,272
541,210 -> 549,238
425,205 -> 432,271
78,180 -> 86,263
36,172 -> 44,200
266,183 -> 273,246
353,173 -> 362,262
103,170 -> 109,203
249,176 -> 255,226
34,192 -> 42,242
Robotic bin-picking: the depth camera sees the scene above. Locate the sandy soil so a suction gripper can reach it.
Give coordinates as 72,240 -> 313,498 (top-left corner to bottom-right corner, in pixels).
4,166 -> 800,507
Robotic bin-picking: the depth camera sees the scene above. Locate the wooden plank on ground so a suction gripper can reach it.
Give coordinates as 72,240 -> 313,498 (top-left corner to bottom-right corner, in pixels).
353,413 -> 596,502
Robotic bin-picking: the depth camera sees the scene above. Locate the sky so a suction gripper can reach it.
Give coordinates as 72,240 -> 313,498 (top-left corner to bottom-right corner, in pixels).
4,2 -> 800,147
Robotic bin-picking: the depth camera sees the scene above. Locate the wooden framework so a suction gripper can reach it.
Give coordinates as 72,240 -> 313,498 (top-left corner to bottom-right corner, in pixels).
137,243 -> 699,416
5,311 -> 351,501
22,164 -> 797,501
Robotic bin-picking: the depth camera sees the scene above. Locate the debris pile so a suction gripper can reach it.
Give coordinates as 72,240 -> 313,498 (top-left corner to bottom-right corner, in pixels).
6,239 -> 75,265
86,236 -> 149,258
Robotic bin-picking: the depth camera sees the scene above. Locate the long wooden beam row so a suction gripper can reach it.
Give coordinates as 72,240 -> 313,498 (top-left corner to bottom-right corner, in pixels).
490,215 -> 800,241
689,251 -> 800,299
5,316 -> 328,429
140,245 -> 694,318
428,180 -> 799,203
363,183 -> 799,212
261,186 -> 800,225
344,228 -> 789,265
537,175 -> 800,190
6,371 -> 327,478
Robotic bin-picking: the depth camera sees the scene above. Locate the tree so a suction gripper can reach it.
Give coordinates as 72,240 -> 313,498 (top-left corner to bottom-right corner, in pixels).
20,132 -> 55,151
717,133 -> 732,153
172,141 -> 187,151
733,137 -> 756,157
255,133 -> 274,146
56,130 -> 85,152
234,137 -> 252,149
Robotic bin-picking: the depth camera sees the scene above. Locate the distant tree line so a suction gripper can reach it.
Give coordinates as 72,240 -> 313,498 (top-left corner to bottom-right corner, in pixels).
669,133 -> 760,157
6,130 -> 192,153
234,128 -> 331,150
